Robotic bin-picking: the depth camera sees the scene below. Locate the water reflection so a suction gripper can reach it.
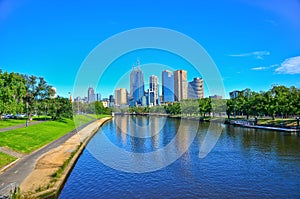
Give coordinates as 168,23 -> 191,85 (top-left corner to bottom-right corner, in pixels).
60,116 -> 300,198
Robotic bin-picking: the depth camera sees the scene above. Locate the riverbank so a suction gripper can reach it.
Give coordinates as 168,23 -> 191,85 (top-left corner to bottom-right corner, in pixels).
228,119 -> 300,132
115,112 -> 299,132
19,117 -> 111,198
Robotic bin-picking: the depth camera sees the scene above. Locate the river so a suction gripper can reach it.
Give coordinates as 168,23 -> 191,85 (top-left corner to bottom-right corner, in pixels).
59,115 -> 300,198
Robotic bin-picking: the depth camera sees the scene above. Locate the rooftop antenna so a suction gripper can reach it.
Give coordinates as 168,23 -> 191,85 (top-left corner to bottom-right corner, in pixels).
137,58 -> 140,68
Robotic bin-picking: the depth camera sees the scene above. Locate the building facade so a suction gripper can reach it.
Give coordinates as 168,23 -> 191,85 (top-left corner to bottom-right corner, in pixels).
188,77 -> 204,99
115,88 -> 128,106
162,70 -> 174,103
229,89 -> 251,99
130,61 -> 144,104
96,93 -> 101,101
87,87 -> 95,103
174,70 -> 187,101
149,75 -> 159,105
209,95 -> 222,99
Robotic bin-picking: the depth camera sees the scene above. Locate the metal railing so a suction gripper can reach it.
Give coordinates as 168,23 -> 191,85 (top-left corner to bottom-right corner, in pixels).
0,182 -> 18,199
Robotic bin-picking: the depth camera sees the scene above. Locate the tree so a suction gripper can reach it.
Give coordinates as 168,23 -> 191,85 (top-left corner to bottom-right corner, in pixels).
199,98 -> 211,117
23,75 -> 54,119
0,71 -> 26,118
47,96 -> 73,120
226,99 -> 234,119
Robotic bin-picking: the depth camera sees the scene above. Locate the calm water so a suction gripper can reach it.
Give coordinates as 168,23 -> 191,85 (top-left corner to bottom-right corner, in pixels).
60,116 -> 300,198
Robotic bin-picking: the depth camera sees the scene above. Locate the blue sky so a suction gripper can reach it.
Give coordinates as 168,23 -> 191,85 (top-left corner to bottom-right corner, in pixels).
0,0 -> 299,98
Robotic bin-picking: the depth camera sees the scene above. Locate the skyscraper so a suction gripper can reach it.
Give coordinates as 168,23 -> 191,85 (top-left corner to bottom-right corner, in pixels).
149,75 -> 159,105
130,61 -> 144,104
162,70 -> 174,102
174,70 -> 187,101
96,93 -> 101,101
188,77 -> 204,99
115,88 -> 128,106
87,87 -> 95,103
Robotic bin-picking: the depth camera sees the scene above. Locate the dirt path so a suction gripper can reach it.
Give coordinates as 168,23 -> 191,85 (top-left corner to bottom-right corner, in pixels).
20,118 -> 111,195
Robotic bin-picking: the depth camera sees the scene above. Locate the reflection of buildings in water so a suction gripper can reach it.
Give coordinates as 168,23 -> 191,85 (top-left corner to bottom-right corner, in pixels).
197,122 -> 223,158
115,116 -> 128,134
176,121 -> 191,154
115,116 -> 128,145
129,116 -> 148,150
150,116 -> 160,149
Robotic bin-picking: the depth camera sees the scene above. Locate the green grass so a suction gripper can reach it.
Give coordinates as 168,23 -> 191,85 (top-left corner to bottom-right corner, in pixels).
73,114 -> 111,127
0,119 -> 76,154
258,118 -> 297,126
0,119 -> 27,129
73,115 -> 95,127
96,114 -> 111,119
0,152 -> 16,168
0,114 -> 111,154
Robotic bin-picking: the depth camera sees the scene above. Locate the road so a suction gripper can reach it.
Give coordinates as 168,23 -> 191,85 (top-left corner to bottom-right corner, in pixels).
0,121 -> 95,194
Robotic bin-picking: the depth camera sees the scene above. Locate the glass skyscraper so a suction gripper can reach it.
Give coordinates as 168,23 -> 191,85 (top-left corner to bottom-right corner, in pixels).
130,61 -> 144,104
162,70 -> 174,102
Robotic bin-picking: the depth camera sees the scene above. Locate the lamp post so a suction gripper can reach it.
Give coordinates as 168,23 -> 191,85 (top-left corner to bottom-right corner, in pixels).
44,104 -> 47,121
26,102 -> 29,127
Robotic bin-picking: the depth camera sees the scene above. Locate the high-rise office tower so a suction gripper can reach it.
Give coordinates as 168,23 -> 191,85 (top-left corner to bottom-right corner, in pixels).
174,70 -> 187,101
96,93 -> 101,101
149,75 -> 159,105
188,77 -> 204,99
162,70 -> 174,102
115,88 -> 128,106
87,87 -> 95,103
130,61 -> 144,104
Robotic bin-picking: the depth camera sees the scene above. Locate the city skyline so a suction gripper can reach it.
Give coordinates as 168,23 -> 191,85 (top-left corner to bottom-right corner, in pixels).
76,65 -> 205,105
0,0 -> 299,98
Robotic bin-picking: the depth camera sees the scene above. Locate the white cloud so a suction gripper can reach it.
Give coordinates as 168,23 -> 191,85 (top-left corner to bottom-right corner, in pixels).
275,56 -> 300,74
264,19 -> 278,26
251,64 -> 278,71
228,51 -> 270,60
251,66 -> 268,71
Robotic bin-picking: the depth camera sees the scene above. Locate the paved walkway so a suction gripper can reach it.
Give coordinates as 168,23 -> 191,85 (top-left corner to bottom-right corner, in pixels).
0,147 -> 24,158
0,121 -> 47,133
0,119 -> 105,194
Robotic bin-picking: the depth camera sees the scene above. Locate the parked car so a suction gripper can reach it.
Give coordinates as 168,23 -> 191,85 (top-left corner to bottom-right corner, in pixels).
2,114 -> 13,119
14,113 -> 26,119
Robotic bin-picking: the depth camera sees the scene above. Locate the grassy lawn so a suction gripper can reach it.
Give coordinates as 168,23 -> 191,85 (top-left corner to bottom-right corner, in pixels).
96,114 -> 111,119
0,114 -> 111,154
0,152 -> 16,168
73,114 -> 111,127
0,119 -> 76,154
73,115 -> 95,127
0,119 -> 27,129
258,118 -> 297,127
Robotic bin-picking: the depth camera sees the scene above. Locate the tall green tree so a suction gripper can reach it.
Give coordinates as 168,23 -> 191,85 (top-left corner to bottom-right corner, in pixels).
0,71 -> 26,117
47,96 -> 73,120
23,75 -> 54,119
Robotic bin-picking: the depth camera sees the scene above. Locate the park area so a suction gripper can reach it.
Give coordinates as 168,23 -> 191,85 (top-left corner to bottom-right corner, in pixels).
0,114 -> 110,169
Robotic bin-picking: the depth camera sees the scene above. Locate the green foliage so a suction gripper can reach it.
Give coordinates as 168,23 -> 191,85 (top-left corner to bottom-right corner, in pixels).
0,119 -> 76,153
47,96 -> 73,120
226,85 -> 300,119
0,71 -> 26,116
0,152 -> 16,168
73,101 -> 111,116
0,119 -> 27,129
125,98 -> 215,117
0,70 -> 72,121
